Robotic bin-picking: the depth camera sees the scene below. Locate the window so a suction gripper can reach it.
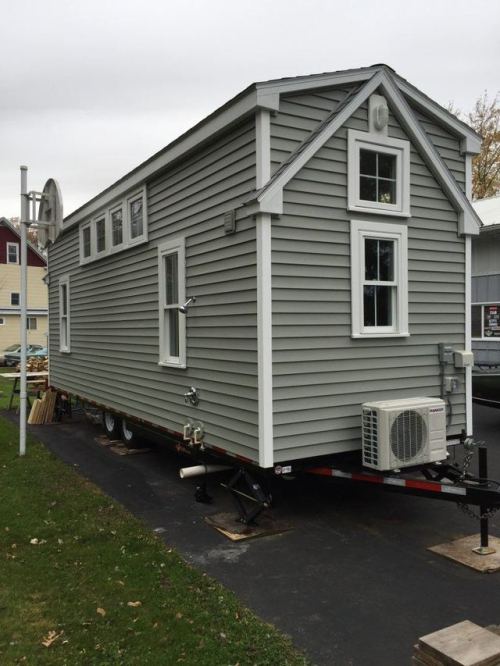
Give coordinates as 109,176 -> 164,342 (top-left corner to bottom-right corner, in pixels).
348,130 -> 410,217
7,242 -> 19,264
11,292 -> 20,306
81,224 -> 92,262
111,205 -> 124,247
0,318 -> 4,325
472,303 -> 500,339
351,220 -> 408,338
79,186 -> 147,265
27,317 -> 37,330
59,276 -> 70,352
96,217 -> 106,253
129,195 -> 144,240
158,238 -> 186,367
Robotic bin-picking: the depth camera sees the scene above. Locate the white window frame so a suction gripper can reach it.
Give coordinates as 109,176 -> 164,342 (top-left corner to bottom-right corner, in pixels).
471,302 -> 500,340
127,188 -> 148,247
351,219 -> 409,338
11,292 -> 20,306
80,223 -> 93,264
79,185 -> 148,265
158,237 -> 186,368
348,130 -> 410,217
27,317 -> 37,330
7,242 -> 19,264
59,275 -> 71,353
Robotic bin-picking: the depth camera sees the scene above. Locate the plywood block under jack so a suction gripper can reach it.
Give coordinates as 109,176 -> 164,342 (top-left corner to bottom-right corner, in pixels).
94,436 -> 122,447
205,512 -> 292,542
109,444 -> 151,456
429,535 -> 500,573
416,620 -> 500,666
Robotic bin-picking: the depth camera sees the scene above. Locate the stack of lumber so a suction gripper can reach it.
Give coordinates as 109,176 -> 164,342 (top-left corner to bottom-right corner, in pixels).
17,357 -> 48,372
413,620 -> 500,665
28,388 -> 58,425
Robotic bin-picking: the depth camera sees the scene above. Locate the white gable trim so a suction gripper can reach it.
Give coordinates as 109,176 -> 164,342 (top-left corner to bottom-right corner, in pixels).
258,70 -> 385,214
257,70 -> 481,236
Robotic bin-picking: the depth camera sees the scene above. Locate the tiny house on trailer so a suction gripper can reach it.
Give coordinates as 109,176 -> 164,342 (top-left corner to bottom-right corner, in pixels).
47,64 -> 482,473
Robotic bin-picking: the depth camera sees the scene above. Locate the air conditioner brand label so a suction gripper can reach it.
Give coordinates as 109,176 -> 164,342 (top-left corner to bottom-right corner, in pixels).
429,407 -> 444,413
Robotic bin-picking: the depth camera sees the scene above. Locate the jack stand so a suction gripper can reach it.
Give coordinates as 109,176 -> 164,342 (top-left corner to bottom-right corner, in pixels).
472,446 -> 496,556
221,467 -> 271,525
195,481 -> 213,504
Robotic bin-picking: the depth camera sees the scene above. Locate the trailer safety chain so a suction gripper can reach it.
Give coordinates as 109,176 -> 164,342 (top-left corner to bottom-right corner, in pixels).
459,437 -> 481,482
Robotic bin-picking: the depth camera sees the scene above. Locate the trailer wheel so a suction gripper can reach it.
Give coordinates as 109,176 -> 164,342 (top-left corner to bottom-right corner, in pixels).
120,419 -> 143,449
102,411 -> 119,438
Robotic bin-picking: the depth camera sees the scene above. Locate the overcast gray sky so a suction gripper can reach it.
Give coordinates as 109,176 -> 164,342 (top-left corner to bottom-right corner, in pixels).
1,0 -> 499,219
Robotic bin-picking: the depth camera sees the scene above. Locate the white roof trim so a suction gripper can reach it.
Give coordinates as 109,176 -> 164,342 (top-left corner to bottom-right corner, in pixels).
257,70 -> 481,236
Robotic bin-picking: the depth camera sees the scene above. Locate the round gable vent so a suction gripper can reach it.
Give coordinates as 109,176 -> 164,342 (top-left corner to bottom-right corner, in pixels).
390,409 -> 426,462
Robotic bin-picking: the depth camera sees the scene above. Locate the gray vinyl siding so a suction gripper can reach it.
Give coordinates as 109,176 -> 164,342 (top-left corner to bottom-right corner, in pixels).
271,99 -> 466,462
412,108 -> 466,191
48,119 -> 259,462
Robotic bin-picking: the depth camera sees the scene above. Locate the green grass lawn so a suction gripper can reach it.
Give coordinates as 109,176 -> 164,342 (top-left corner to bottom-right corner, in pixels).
0,381 -> 308,665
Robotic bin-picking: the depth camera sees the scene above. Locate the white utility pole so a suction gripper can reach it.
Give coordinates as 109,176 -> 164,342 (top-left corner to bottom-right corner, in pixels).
19,166 -> 29,456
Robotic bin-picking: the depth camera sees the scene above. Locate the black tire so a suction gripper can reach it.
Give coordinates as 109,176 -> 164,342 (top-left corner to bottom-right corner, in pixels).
102,411 -> 119,438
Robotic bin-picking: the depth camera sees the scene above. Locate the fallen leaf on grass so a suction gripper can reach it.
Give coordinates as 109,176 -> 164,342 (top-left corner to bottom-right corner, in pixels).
175,612 -> 183,619
96,608 -> 106,617
127,601 -> 142,608
30,538 -> 47,545
41,630 -> 63,648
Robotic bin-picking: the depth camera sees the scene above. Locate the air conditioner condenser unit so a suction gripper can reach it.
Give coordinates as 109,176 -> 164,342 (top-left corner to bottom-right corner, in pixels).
361,397 -> 447,472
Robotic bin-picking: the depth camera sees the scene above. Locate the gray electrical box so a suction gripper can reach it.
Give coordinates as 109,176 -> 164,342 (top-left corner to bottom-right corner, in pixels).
224,210 -> 236,235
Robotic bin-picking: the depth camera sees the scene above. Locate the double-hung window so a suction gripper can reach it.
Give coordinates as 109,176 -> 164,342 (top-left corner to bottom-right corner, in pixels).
59,276 -> 71,352
7,242 -> 19,264
27,317 -> 37,330
110,204 -> 124,248
348,130 -> 410,217
95,216 -> 106,254
11,292 -> 20,306
351,220 -> 408,337
158,238 -> 186,368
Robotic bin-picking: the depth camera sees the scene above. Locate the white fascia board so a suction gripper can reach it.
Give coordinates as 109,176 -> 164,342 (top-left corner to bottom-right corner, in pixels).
395,78 -> 481,155
64,89 -> 279,231
379,74 -> 481,236
256,67 -> 375,96
258,71 -> 385,213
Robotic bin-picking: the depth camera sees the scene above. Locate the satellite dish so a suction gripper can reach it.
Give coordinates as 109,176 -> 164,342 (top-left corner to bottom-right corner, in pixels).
37,178 -> 63,248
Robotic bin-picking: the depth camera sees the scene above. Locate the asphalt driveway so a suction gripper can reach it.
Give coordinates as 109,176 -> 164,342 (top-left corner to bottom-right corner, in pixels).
10,403 -> 500,666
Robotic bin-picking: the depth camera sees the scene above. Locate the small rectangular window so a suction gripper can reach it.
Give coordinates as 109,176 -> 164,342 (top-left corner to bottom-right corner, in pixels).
7,242 -> 19,264
82,225 -> 92,259
111,207 -> 124,247
129,197 -> 144,239
59,276 -> 71,352
351,220 -> 408,338
0,317 -> 4,325
158,238 -> 186,367
27,317 -> 37,330
96,217 -> 106,253
11,292 -> 20,306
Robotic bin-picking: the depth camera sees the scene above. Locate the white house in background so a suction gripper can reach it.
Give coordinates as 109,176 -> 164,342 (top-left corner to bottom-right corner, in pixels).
471,194 -> 500,366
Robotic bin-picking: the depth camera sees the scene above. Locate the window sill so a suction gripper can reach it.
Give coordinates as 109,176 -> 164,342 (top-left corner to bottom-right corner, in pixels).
59,349 -> 71,354
79,236 -> 148,266
351,332 -> 410,339
348,204 -> 411,218
158,361 -> 186,369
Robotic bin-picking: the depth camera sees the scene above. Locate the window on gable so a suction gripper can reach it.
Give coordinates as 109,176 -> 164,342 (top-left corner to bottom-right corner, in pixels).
129,196 -> 144,240
81,224 -> 92,260
11,292 -> 20,306
7,242 -> 19,264
158,238 -> 186,368
351,220 -> 408,338
348,130 -> 410,217
59,276 -> 70,352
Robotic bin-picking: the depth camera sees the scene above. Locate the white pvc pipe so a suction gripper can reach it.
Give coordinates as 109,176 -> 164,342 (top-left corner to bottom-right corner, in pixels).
179,464 -> 231,479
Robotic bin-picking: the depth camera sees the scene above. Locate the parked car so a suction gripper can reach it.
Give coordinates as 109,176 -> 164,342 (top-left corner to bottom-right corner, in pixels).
3,345 -> 46,368
0,344 -> 23,366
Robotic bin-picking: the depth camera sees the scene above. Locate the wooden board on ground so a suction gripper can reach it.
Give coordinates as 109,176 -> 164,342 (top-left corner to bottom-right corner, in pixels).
205,511 -> 292,542
27,388 -> 58,425
417,620 -> 500,666
94,436 -> 122,447
429,535 -> 500,573
109,444 -> 151,456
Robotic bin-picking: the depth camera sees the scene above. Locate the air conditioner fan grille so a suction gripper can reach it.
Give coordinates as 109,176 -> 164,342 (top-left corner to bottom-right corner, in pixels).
390,409 -> 426,462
